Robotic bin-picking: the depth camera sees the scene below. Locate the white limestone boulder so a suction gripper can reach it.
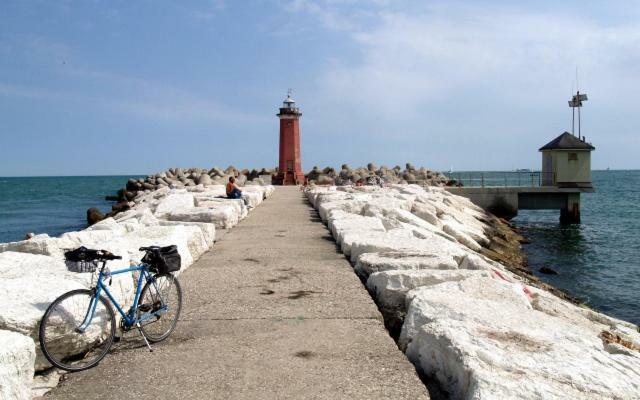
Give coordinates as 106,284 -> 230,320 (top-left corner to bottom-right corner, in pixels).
399,277 -> 640,399
367,269 -> 492,312
192,189 -> 226,202
0,235 -> 74,259
195,198 -> 248,219
363,205 -> 458,243
343,228 -> 468,263
242,191 -> 263,208
354,251 -> 462,279
85,217 -> 125,233
0,330 -> 35,400
154,192 -> 195,217
61,228 -> 125,248
318,199 -> 370,223
0,252 -> 100,370
528,285 -> 640,341
166,206 -> 240,229
441,217 -> 484,251
241,185 -> 267,202
410,201 -> 441,227
325,210 -> 386,247
113,208 -> 159,227
263,185 -> 276,198
158,221 -> 216,246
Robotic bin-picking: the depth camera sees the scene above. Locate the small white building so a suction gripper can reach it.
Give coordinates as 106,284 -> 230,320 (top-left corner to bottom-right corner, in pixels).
539,131 -> 595,188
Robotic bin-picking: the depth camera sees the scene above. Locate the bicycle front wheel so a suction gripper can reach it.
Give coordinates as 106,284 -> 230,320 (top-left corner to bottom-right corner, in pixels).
39,289 -> 116,372
138,273 -> 182,343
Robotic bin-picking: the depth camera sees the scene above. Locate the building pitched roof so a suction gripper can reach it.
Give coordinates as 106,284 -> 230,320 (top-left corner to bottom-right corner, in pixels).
539,131 -> 595,151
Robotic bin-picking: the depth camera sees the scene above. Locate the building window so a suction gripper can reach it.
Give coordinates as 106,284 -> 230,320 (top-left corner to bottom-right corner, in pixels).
568,152 -> 578,161
286,160 -> 294,171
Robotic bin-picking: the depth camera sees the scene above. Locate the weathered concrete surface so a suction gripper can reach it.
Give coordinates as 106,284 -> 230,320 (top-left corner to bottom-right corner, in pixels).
46,186 -> 427,400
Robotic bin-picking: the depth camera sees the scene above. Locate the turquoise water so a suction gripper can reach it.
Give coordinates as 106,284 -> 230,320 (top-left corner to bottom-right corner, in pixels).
0,176 -> 140,243
514,170 -> 640,325
0,172 -> 638,325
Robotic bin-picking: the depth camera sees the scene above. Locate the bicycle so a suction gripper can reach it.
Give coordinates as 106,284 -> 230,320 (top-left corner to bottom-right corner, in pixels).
39,245 -> 183,372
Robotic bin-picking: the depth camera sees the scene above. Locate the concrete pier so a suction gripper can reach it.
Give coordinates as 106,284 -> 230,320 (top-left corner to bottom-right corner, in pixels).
45,186 -> 427,400
445,186 -> 593,223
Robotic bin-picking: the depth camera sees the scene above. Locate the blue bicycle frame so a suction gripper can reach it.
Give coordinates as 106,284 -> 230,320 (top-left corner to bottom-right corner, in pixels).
77,263 -> 168,332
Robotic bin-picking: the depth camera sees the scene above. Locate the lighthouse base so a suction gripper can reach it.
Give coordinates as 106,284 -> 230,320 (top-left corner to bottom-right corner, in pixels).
274,171 -> 305,186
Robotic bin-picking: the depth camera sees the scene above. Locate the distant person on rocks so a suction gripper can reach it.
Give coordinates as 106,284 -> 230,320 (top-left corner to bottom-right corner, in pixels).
226,177 -> 242,199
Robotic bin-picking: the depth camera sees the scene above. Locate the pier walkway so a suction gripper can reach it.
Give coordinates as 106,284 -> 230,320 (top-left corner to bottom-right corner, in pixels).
46,186 -> 427,399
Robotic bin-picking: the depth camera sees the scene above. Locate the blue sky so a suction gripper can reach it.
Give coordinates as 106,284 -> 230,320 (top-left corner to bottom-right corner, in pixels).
1,0 -> 638,176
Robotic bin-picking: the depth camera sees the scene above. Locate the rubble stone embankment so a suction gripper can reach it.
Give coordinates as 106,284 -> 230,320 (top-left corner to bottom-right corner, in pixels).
305,184 -> 640,399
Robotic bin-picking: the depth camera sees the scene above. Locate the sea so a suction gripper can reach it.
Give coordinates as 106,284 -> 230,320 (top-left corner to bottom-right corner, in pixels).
514,170 -> 640,326
0,176 -> 141,243
0,171 -> 638,325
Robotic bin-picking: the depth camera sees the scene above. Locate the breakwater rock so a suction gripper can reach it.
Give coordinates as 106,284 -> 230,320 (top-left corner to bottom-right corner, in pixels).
0,180 -> 275,397
305,163 -> 457,187
305,184 -> 640,399
97,166 -> 276,224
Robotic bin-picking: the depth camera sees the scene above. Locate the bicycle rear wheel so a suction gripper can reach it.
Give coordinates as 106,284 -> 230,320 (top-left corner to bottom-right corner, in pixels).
39,289 -> 116,372
137,273 -> 182,343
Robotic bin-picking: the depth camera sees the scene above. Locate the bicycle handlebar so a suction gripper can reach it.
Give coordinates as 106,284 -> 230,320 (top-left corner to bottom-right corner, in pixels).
139,246 -> 161,252
99,251 -> 122,260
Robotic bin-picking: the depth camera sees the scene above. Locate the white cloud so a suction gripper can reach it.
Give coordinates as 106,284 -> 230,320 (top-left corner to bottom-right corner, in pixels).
313,4 -> 640,123
284,1 -> 640,168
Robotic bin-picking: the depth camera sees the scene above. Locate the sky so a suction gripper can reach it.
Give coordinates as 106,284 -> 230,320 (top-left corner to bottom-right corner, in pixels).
0,0 -> 639,176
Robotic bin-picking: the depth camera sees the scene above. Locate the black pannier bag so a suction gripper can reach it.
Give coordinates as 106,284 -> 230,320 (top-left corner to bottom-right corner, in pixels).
142,245 -> 181,274
64,246 -> 101,273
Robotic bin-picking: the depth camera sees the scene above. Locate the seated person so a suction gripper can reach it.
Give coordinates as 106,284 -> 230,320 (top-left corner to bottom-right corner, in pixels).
226,177 -> 242,199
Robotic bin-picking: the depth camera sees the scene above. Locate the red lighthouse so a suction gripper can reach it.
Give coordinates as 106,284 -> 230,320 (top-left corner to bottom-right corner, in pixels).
274,91 -> 304,185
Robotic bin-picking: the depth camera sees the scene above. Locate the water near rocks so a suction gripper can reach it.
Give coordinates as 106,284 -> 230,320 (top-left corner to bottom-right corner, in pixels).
0,176 -> 141,243
514,170 -> 640,325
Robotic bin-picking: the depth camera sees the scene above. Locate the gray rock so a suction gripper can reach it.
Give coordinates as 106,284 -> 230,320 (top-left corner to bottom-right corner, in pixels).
87,208 -> 105,226
198,174 -> 212,186
322,166 -> 336,177
307,166 -> 321,181
224,166 -> 238,176
317,175 -> 334,185
126,179 -> 138,191
211,167 -> 224,177
403,172 -> 416,182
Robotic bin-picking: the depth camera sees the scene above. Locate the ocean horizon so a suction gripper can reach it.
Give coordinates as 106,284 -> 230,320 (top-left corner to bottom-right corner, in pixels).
1,168 -> 636,179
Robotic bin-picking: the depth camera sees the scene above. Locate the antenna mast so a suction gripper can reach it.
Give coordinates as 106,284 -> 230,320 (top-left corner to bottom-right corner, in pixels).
568,69 -> 587,138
